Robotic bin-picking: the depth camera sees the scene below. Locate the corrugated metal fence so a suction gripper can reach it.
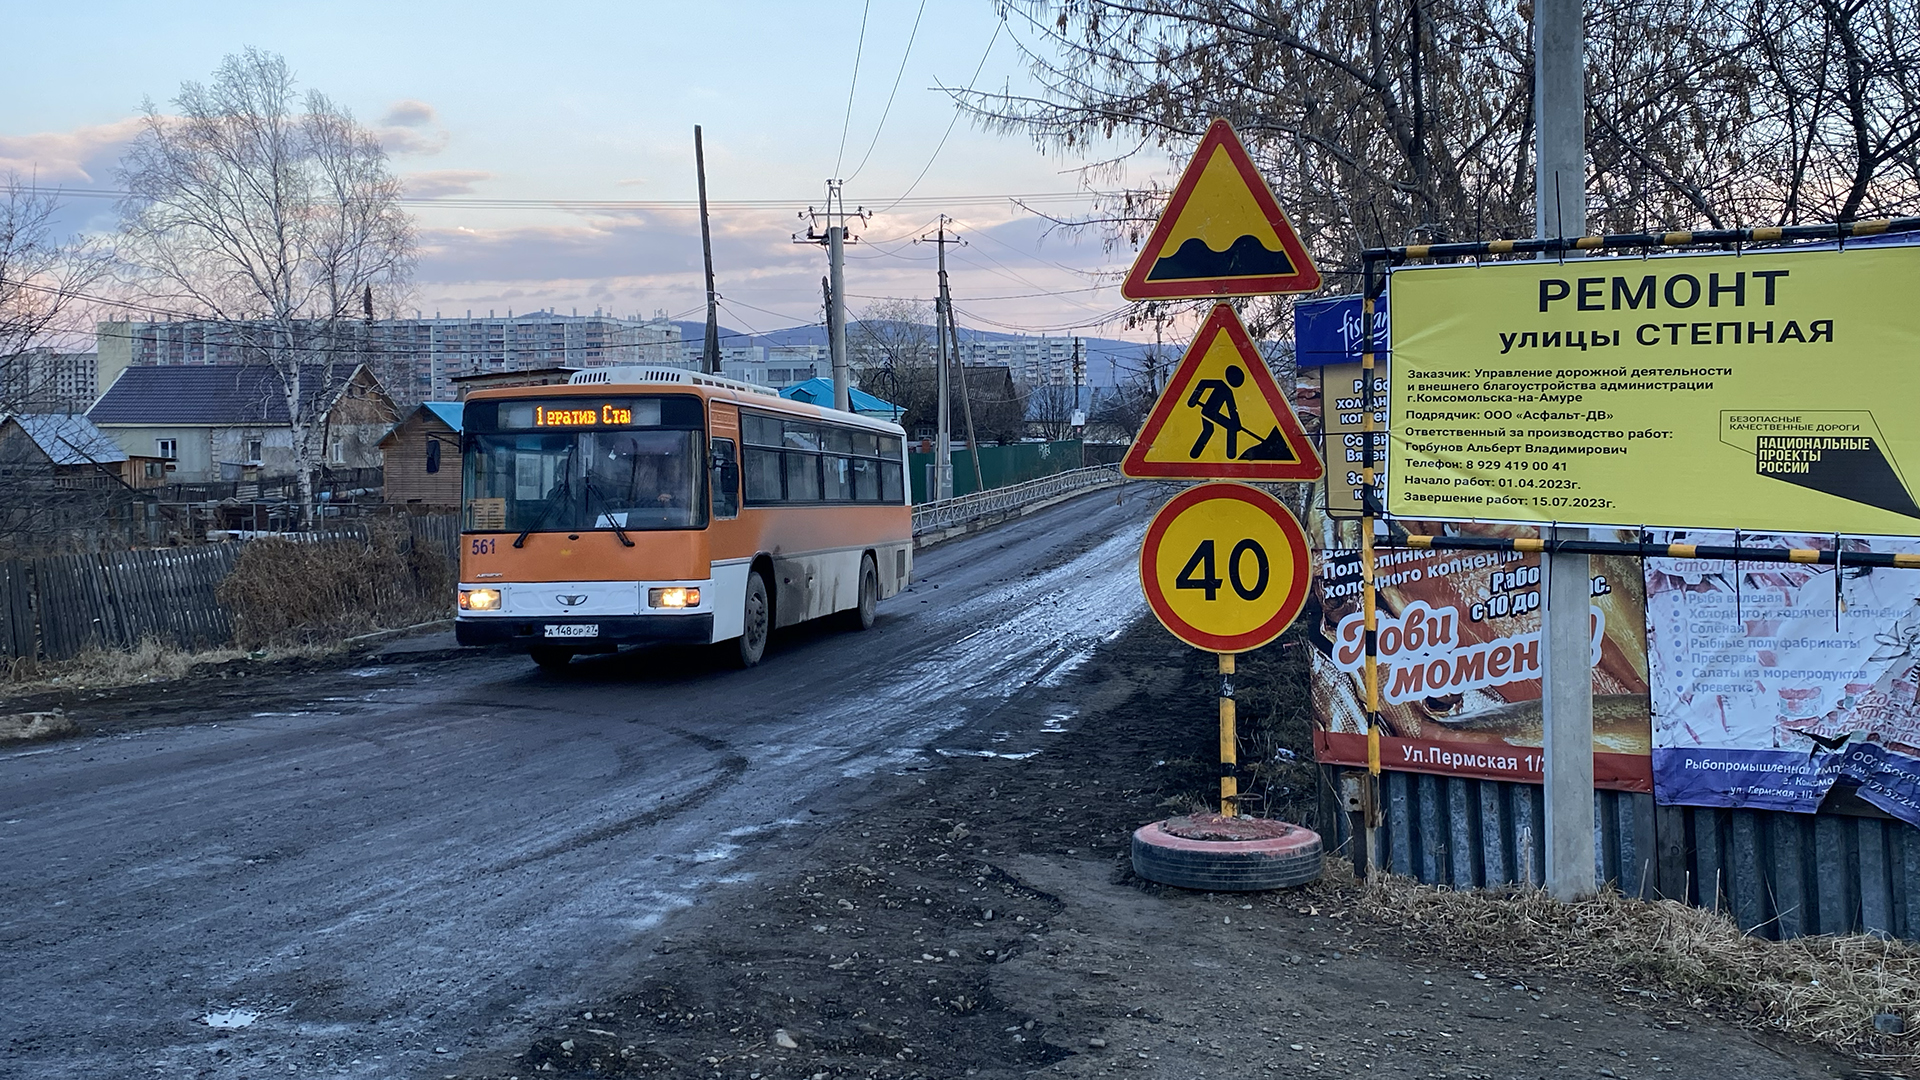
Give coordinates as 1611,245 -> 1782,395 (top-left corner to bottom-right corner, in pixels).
0,515 -> 460,662
1326,769 -> 1920,941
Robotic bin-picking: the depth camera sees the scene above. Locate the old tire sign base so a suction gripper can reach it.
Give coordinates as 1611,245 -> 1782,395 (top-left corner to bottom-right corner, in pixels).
1138,482 -> 1311,654
1132,814 -> 1324,891
1133,482 -> 1323,890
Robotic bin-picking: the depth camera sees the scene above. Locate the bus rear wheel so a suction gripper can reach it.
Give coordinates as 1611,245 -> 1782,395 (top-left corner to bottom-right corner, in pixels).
843,554 -> 878,631
736,572 -> 771,667
530,647 -> 573,670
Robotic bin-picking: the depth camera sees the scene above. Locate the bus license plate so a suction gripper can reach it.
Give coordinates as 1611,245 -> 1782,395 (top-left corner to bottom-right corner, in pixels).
544,624 -> 598,639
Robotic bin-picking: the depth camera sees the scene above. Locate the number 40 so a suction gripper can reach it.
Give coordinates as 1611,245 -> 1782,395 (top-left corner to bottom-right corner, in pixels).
1175,539 -> 1269,601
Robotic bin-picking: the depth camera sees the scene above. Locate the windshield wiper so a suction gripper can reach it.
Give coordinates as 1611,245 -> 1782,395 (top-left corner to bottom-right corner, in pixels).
581,472 -> 635,547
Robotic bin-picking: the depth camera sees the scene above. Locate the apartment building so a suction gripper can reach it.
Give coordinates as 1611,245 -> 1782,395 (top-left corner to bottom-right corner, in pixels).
0,349 -> 98,413
714,343 -> 826,389
954,334 -> 1083,387
96,311 -> 687,403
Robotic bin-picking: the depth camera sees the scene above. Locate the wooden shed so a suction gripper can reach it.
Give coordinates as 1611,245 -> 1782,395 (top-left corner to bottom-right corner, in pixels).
379,402 -> 462,507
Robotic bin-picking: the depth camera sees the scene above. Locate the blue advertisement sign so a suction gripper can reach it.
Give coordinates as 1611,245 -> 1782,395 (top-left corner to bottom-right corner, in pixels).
1294,294 -> 1388,368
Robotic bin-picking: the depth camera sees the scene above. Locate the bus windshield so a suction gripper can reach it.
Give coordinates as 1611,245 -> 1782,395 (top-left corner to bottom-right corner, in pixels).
464,429 -> 706,532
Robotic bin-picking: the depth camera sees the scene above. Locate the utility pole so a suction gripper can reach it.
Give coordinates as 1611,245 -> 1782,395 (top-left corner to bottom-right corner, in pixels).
695,125 -> 721,375
1535,0 -> 1595,903
924,217 -> 982,494
796,181 -> 864,411
1073,335 -> 1086,465
932,254 -> 952,501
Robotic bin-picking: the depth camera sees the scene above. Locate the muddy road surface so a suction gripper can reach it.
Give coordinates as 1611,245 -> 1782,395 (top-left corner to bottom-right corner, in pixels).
0,485 -> 1876,1080
0,487 -> 1162,1080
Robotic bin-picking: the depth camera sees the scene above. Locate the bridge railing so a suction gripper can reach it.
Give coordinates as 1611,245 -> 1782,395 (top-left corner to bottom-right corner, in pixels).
911,464 -> 1127,537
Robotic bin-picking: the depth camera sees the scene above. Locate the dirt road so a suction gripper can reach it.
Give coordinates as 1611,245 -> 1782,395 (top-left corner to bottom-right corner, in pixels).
0,487 -> 1158,1079
476,619 -> 1870,1080
0,486 -> 1877,1080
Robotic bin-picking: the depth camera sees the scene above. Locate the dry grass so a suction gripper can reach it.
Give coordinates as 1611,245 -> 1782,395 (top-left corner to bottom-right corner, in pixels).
217,520 -> 453,647
1360,873 -> 1920,1064
0,637 -> 348,701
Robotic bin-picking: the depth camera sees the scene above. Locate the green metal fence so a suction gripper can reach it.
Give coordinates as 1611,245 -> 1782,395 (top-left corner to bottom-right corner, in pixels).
908,439 -> 1085,503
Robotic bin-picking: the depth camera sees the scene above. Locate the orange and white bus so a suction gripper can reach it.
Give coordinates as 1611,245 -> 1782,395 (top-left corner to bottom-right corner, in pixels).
454,367 -> 913,667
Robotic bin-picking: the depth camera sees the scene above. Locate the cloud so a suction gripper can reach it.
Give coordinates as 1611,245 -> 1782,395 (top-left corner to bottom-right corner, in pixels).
0,118 -> 145,185
378,126 -> 451,157
381,99 -> 437,127
403,170 -> 492,198
403,206 -> 1138,342
374,99 -> 450,157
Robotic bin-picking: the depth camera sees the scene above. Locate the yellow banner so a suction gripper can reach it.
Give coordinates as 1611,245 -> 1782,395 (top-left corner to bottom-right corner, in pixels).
1387,246 -> 1920,535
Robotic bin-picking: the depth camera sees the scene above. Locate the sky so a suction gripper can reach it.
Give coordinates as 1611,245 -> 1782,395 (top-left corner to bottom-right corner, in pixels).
0,1 -> 1173,344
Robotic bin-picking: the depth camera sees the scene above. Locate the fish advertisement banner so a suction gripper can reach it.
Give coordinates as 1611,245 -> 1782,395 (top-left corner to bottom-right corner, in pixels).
1647,533 -> 1920,827
1307,521 -> 1654,790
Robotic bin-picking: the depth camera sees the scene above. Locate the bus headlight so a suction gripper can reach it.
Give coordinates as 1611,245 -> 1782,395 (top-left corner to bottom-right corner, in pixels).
459,588 -> 501,611
648,587 -> 700,609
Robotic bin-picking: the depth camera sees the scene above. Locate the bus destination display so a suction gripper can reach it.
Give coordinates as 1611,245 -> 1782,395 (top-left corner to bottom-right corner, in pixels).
499,399 -> 662,430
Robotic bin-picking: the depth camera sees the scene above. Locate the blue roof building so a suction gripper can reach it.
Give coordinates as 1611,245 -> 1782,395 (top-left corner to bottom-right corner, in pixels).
780,378 -> 902,419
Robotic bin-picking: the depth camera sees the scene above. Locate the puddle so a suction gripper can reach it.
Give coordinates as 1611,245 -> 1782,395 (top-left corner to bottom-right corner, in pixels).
933,747 -> 1041,761
201,1008 -> 259,1029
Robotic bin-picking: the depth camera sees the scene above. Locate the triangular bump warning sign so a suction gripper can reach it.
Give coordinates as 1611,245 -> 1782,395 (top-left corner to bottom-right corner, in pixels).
1122,303 -> 1324,481
1120,119 -> 1321,301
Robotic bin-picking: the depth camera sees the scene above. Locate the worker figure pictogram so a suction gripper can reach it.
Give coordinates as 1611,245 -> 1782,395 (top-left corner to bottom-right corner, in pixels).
1187,366 -> 1249,459
1122,303 -> 1323,481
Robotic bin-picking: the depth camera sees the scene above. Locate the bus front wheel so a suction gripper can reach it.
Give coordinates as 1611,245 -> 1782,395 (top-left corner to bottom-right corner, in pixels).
736,572 -> 771,667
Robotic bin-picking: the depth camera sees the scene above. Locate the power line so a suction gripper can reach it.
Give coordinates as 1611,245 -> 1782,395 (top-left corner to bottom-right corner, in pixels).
719,297 -> 819,326
21,185 -> 1109,213
9,277 -> 733,357
952,213 -> 1119,281
848,283 -> 1108,302
846,0 -> 929,185
871,20 -> 1004,216
834,0 -> 874,178
846,245 -> 938,263
851,214 -> 943,246
953,302 -> 1138,335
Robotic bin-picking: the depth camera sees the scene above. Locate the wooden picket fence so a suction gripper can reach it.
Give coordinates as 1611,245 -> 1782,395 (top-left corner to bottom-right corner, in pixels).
0,515 -> 460,662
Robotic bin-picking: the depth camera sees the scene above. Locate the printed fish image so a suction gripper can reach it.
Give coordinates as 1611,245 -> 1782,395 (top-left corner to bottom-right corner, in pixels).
1425,693 -> 1653,755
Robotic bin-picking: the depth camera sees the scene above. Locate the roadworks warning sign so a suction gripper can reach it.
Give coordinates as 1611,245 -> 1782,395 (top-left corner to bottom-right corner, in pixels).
1122,303 -> 1323,481
1120,119 -> 1320,301
1387,245 -> 1920,535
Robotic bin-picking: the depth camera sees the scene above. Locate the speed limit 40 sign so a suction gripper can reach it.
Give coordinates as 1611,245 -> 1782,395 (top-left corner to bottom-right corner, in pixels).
1139,482 -> 1311,653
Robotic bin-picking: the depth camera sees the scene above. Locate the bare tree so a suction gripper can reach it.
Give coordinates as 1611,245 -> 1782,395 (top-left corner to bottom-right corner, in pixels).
851,300 -> 940,434
1,179 -> 108,415
965,0 -> 1535,303
1744,0 -> 1920,222
1028,382 -> 1081,441
966,0 -> 1918,284
115,49 -> 414,522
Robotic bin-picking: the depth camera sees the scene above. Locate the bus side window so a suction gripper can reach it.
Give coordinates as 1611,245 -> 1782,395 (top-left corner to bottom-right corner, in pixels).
711,437 -> 740,519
